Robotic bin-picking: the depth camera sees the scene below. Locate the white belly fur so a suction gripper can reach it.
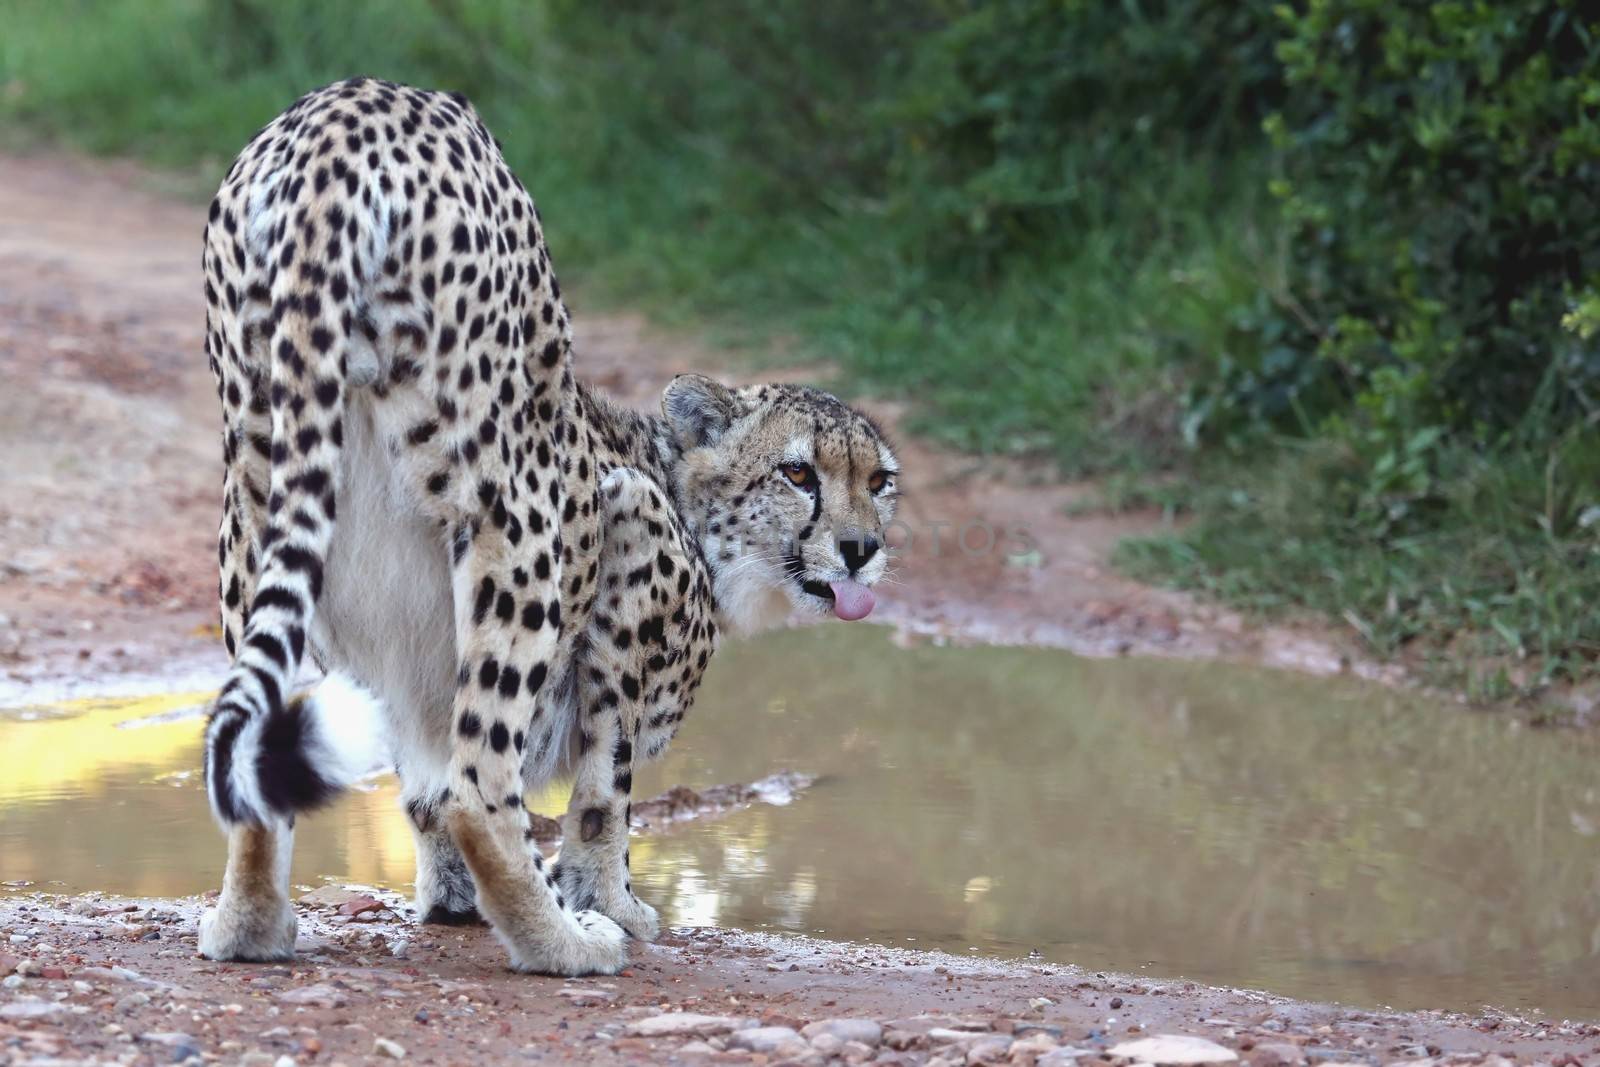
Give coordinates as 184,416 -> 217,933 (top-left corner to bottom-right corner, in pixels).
310,393 -> 457,791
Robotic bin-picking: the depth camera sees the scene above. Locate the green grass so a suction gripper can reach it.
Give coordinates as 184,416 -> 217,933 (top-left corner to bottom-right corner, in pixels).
1117,434 -> 1600,700
4,0 -> 1596,700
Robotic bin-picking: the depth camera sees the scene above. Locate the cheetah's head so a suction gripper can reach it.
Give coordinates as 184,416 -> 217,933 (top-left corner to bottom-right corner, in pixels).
663,375 -> 900,635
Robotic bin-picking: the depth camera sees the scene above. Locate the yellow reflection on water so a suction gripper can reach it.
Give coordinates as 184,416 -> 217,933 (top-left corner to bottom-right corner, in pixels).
0,695 -> 671,901
1,692 -> 211,804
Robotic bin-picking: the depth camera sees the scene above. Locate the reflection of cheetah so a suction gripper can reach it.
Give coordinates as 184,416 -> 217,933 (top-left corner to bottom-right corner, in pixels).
195,78 -> 900,974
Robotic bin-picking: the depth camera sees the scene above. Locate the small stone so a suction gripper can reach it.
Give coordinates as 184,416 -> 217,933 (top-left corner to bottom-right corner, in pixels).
1110,1035 -> 1238,1066
1109,998 -> 1124,1010
966,1035 -> 1013,1064
558,986 -> 616,1004
337,895 -> 385,917
15,958 -> 42,977
0,999 -> 66,1018
728,1026 -> 805,1053
374,1036 -> 407,1059
1028,998 -> 1054,1011
139,1032 -> 202,1063
886,1030 -> 924,1051
681,1041 -> 720,1056
115,991 -> 152,1012
626,1012 -> 749,1037
804,1019 -> 885,1047
276,983 -> 347,1007
1011,1033 -> 1060,1055
273,1056 -> 296,1067
1247,1043 -> 1307,1067
1037,1051 -> 1093,1067
298,885 -> 371,908
1,974 -> 23,990
930,1029 -> 987,1045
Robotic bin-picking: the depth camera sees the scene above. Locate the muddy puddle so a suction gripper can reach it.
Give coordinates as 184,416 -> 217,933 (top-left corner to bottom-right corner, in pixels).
3,626 -> 1600,1018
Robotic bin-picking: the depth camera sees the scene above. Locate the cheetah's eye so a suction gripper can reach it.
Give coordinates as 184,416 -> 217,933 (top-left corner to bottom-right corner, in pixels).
867,469 -> 895,494
779,462 -> 816,488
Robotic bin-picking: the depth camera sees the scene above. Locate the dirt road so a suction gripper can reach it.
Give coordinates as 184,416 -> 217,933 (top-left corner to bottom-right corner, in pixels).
4,153 -> 1567,1065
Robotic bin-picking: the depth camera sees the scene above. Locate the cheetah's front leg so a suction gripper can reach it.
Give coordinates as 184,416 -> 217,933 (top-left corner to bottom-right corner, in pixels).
553,702 -> 658,941
442,524 -> 628,975
553,467 -> 716,941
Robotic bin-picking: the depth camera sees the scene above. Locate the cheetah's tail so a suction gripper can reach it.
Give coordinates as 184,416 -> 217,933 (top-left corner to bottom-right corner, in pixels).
206,671 -> 390,827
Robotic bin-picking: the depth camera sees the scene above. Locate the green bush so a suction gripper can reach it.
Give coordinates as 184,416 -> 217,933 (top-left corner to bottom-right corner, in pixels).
1188,2 -> 1600,458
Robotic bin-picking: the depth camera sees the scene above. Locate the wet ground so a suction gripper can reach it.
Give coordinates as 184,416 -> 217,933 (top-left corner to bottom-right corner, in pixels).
7,626 -> 1600,1020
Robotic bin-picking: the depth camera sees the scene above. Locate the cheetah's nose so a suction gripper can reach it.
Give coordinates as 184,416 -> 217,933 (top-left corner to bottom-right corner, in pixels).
837,531 -> 880,575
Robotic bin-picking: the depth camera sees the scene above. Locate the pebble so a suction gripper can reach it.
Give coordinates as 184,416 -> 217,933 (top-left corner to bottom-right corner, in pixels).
2,974 -> 23,990
374,1036 -> 408,1059
115,991 -> 152,1013
965,1035 -> 1013,1064
929,1028 -> 986,1044
1110,1035 -> 1239,1065
804,1018 -> 885,1047
625,1012 -> 750,1037
1011,1033 -> 1061,1056
276,982 -> 347,1007
728,1025 -> 806,1053
15,958 -> 41,977
1248,1042 -> 1308,1066
138,1031 -> 202,1063
1038,1050 -> 1093,1067
886,1030 -> 925,1051
0,1000 -> 67,1018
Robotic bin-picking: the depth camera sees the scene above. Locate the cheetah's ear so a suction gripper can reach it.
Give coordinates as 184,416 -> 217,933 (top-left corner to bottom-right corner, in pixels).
663,374 -> 740,448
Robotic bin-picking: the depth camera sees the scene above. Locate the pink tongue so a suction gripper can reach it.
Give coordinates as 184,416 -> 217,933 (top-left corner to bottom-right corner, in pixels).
828,580 -> 875,622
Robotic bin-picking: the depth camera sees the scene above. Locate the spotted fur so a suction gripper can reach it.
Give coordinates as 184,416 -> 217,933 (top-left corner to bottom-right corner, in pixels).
195,78 -> 899,975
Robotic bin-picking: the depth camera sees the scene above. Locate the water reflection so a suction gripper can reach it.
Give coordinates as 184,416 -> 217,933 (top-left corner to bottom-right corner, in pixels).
4,627 -> 1600,1018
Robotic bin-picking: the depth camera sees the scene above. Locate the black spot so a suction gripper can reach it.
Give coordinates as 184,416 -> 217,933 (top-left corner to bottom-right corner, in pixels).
458,710 -> 482,737
472,577 -> 495,624
488,721 -> 510,753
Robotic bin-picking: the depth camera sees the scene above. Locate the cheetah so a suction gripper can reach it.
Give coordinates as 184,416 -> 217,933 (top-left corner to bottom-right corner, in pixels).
196,78 -> 900,975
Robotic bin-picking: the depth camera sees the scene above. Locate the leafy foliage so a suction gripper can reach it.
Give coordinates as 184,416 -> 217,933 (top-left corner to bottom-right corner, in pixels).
4,0 -> 1600,691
